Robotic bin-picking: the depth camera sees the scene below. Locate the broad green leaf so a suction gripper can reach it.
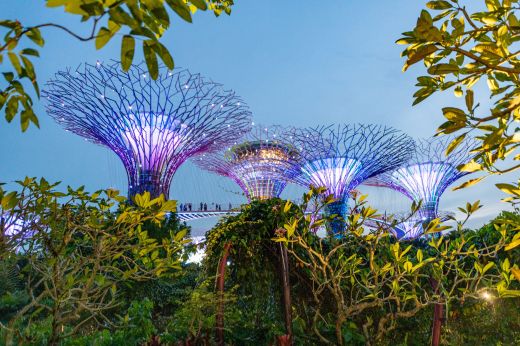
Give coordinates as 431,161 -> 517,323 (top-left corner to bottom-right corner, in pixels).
446,133 -> 466,155
26,28 -> 44,47
404,44 -> 438,71
505,238 -> 520,251
165,0 -> 193,23
8,53 -> 22,75
5,96 -> 19,122
143,40 -> 159,79
426,1 -> 452,10
495,183 -> 520,196
150,41 -> 174,70
428,63 -> 459,75
442,107 -> 466,122
465,89 -> 474,111
452,177 -> 485,191
190,0 -> 208,10
459,160 -> 482,173
121,35 -> 135,71
96,28 -> 112,49
20,48 -> 40,57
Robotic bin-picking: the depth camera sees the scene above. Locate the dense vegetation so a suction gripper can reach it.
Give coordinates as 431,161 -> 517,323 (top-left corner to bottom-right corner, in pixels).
1,183 -> 518,345
1,0 -> 520,345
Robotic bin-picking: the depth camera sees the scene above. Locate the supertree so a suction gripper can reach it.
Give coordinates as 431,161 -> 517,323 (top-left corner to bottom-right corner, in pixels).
195,125 -> 301,201
365,136 -> 477,239
43,61 -> 252,199
291,124 -> 415,235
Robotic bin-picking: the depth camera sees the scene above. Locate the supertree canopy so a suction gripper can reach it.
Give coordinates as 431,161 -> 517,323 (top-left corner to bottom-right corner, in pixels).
43,61 -> 252,199
195,125 -> 301,201
365,136 -> 477,239
291,124 -> 415,235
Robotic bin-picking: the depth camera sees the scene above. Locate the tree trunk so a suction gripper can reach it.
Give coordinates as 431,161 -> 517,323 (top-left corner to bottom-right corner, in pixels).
215,242 -> 231,346
430,278 -> 443,346
279,241 -> 293,343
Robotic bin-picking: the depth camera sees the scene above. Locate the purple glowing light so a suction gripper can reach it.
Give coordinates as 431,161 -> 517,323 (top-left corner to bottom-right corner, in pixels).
43,61 -> 252,199
196,125 -> 301,201
302,158 -> 362,199
291,124 -> 415,201
366,136 -> 477,239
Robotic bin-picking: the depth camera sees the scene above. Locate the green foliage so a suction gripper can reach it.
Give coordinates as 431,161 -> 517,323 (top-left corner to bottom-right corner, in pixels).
0,0 -> 234,131
398,0 -> 520,201
203,198 -> 306,344
273,189 -> 520,345
0,177 -> 187,345
163,280 -> 243,343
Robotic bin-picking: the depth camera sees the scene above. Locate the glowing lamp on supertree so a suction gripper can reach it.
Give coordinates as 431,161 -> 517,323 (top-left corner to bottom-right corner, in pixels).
43,61 -> 252,199
196,125 -> 301,201
365,136 -> 477,239
291,124 -> 415,235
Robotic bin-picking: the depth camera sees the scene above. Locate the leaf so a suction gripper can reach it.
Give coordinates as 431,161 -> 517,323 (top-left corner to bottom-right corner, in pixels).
452,177 -> 485,191
174,229 -> 187,242
404,261 -> 413,272
1,191 -> 18,209
165,0 -> 193,23
143,40 -> 159,79
426,1 -> 453,10
121,35 -> 135,71
482,262 -> 494,274
150,41 -> 174,70
21,56 -> 40,97
505,239 -> 520,251
96,27 -> 112,49
446,133 -> 466,155
442,107 -> 466,122
190,0 -> 208,10
8,53 -> 22,75
512,268 -> 520,281
26,28 -> 44,47
404,44 -> 438,70
465,89 -> 474,111
459,160 -> 482,173
109,7 -> 137,27
5,96 -> 19,122
283,200 -> 292,213
3,72 -> 14,82
496,183 -> 520,196
485,0 -> 499,11
20,48 -> 40,57
428,63 -> 459,75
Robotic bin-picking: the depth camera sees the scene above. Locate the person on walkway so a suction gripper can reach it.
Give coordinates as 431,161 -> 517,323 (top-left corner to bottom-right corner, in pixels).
204,203 -> 207,211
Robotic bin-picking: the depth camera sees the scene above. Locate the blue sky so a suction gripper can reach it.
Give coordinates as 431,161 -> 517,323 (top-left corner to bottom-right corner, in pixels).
0,1 -> 514,234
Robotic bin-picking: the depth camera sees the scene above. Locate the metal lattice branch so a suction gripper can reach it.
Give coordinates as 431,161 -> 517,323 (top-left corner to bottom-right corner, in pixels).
365,136 -> 477,219
195,125 -> 301,201
290,124 -> 416,201
43,61 -> 252,199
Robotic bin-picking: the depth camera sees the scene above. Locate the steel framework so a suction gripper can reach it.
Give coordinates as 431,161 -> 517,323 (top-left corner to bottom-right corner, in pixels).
291,124 -> 415,234
365,136 -> 476,239
43,61 -> 252,199
195,125 -> 301,200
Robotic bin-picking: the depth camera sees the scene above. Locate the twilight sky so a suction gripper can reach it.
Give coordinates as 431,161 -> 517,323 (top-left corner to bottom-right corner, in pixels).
0,1 -> 514,234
